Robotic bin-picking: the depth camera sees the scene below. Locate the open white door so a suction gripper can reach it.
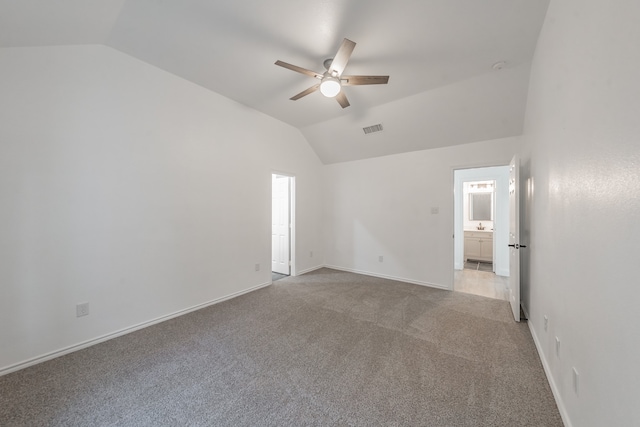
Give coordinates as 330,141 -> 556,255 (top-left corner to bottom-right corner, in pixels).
272,174 -> 290,275
508,155 -> 521,321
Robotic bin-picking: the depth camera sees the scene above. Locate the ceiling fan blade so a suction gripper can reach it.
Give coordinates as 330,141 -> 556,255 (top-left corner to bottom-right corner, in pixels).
275,60 -> 323,79
335,91 -> 350,108
341,75 -> 389,86
290,84 -> 320,100
328,38 -> 356,76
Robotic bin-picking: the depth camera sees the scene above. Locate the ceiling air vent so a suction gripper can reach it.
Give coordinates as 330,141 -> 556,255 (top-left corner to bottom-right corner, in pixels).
363,123 -> 383,135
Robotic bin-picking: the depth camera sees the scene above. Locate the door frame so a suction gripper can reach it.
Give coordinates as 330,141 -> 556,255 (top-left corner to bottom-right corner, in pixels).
451,161 -> 512,290
271,171 -> 296,276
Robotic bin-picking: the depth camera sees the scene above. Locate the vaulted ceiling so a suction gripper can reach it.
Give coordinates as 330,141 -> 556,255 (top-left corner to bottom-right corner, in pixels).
0,0 -> 550,163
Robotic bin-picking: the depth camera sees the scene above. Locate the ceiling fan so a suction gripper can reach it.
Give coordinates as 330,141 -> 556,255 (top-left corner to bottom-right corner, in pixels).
275,38 -> 389,108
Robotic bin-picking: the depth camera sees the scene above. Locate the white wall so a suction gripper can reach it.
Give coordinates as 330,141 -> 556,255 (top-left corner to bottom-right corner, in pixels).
0,45 -> 324,373
323,137 -> 518,289
521,1 -> 640,425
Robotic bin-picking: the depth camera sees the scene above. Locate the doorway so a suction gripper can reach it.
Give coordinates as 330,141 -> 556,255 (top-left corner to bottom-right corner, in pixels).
453,166 -> 510,300
272,173 -> 294,281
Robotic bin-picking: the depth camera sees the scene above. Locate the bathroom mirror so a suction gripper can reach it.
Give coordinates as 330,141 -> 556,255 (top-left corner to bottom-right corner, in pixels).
469,193 -> 493,221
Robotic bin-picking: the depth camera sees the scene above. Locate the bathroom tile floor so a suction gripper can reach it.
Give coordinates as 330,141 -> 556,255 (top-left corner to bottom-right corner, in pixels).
454,268 -> 509,301
272,272 -> 289,282
463,261 -> 494,272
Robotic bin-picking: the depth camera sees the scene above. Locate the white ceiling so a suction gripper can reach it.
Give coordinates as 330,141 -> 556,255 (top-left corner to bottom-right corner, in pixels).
0,0 -> 550,163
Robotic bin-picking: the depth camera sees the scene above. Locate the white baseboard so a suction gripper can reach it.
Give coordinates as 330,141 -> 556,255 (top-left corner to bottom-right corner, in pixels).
294,265 -> 324,276
0,281 -> 272,377
527,321 -> 572,427
324,264 -> 449,290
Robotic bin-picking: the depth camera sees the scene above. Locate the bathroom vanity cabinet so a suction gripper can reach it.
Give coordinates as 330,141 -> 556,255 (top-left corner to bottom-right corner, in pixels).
464,231 -> 493,262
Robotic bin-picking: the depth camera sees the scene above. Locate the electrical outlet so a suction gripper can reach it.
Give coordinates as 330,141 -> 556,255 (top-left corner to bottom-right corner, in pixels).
378,255 -> 384,262
76,302 -> 89,317
544,315 -> 548,332
254,263 -> 260,271
431,207 -> 439,214
572,367 -> 579,395
555,337 -> 560,357
310,251 -> 313,258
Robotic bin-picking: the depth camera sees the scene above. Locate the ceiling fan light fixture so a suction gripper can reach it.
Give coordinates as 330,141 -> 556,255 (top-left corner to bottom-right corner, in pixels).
320,76 -> 341,98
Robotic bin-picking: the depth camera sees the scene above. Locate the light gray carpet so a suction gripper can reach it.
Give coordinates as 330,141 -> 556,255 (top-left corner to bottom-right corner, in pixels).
0,268 -> 562,426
